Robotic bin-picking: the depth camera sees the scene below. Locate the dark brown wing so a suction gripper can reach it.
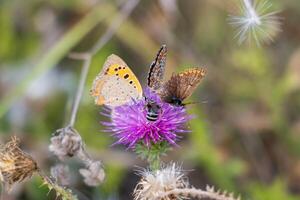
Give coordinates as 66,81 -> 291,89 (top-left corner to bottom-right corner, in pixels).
160,68 -> 206,102
147,45 -> 167,90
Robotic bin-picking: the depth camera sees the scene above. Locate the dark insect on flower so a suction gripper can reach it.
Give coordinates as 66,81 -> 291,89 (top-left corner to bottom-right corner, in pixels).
102,88 -> 190,148
98,46 -> 203,148
145,99 -> 161,122
159,68 -> 206,106
0,136 -> 39,191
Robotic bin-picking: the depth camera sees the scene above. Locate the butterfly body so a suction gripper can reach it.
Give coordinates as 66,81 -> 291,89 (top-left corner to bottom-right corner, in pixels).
168,96 -> 183,106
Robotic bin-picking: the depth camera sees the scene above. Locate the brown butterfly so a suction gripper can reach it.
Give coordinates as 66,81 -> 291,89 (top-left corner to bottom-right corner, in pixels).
159,68 -> 206,106
145,45 -> 167,121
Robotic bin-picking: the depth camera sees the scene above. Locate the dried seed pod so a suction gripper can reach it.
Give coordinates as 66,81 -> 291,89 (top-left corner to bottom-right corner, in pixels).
0,136 -> 38,191
49,126 -> 82,160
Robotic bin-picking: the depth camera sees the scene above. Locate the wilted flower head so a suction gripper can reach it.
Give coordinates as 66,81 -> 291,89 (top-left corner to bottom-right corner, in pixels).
229,0 -> 281,45
49,126 -> 105,188
0,136 -> 38,191
102,88 -> 190,148
49,126 -> 82,160
79,161 -> 105,186
134,163 -> 187,200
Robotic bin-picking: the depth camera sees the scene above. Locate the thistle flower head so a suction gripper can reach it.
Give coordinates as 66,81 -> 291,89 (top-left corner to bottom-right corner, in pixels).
133,163 -> 188,200
229,0 -> 281,45
102,88 -> 190,148
0,136 -> 38,191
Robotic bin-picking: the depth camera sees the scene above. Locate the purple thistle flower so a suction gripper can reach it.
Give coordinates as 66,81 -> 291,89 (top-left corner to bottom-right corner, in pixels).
102,88 -> 191,148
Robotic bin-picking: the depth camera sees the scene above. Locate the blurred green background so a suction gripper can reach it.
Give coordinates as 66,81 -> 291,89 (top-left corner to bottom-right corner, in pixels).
1,0 -> 300,199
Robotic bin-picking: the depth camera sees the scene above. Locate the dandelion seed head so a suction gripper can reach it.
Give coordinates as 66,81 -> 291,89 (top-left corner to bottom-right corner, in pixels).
228,0 -> 281,45
133,163 -> 188,200
102,88 -> 190,148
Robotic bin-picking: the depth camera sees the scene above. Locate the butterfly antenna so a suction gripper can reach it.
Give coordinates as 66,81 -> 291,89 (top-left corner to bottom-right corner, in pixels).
183,100 -> 208,106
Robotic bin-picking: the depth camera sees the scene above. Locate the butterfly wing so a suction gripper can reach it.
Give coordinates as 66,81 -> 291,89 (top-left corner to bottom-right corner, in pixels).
160,68 -> 206,103
147,45 -> 167,90
90,54 -> 143,107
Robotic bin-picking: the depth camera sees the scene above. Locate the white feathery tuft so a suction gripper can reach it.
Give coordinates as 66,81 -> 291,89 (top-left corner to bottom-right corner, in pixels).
133,163 -> 188,200
228,0 -> 281,45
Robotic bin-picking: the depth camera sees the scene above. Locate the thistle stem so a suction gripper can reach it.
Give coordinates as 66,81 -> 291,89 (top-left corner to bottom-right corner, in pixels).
38,171 -> 78,200
135,142 -> 169,171
148,153 -> 161,171
69,56 -> 91,127
155,188 -> 240,200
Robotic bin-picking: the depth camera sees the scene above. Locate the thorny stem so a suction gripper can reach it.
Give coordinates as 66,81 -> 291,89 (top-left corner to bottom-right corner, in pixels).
155,188 -> 240,200
149,153 -> 160,171
68,0 -> 140,127
148,149 -> 163,171
37,170 -> 78,200
135,142 -> 169,171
